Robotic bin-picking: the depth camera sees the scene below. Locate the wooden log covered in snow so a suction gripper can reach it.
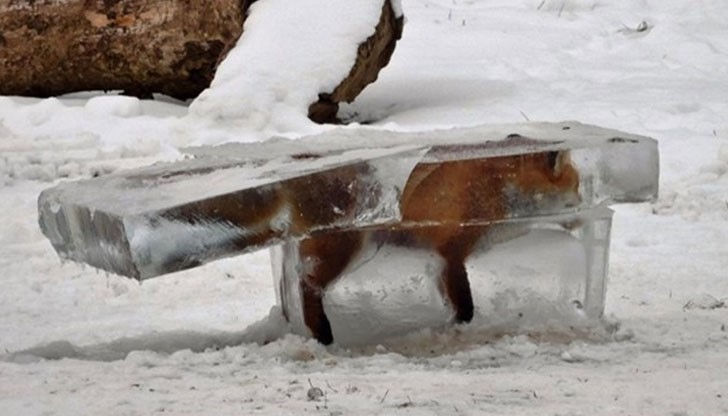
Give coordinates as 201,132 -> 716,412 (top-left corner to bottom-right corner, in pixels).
0,0 -> 403,122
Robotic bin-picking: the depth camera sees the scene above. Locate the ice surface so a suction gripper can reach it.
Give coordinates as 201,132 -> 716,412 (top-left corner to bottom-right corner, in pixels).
38,122 -> 657,280
39,144 -> 427,279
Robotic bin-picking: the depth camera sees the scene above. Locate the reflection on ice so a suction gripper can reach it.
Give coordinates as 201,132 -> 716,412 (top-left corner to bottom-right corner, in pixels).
470,228 -> 589,325
325,244 -> 451,347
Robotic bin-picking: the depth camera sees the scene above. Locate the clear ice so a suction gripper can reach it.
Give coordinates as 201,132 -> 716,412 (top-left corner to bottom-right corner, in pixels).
38,121 -> 658,344
38,121 -> 658,280
274,208 -> 614,345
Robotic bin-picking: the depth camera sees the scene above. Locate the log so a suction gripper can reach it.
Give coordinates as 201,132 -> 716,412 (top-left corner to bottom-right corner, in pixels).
0,0 -> 403,121
308,0 -> 404,123
0,0 -> 247,99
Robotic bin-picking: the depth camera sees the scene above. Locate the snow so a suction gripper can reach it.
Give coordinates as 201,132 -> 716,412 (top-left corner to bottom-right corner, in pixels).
1,0 -> 728,414
188,0 -> 391,141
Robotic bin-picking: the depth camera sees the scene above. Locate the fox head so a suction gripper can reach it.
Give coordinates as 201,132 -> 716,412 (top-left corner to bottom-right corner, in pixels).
502,150 -> 581,214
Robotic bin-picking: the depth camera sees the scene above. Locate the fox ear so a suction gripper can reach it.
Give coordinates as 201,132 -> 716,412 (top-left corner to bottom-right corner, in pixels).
546,151 -> 570,175
547,151 -> 560,171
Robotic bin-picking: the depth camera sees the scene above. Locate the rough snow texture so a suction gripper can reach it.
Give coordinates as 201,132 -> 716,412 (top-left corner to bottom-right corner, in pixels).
2,0 -> 728,415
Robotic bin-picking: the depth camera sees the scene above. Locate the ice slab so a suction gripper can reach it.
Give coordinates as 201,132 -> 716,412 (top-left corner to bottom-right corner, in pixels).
38,121 -> 658,280
39,145 -> 427,279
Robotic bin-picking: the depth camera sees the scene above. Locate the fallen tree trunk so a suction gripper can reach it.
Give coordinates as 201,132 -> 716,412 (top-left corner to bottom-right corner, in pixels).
0,0 -> 403,122
0,0 -> 247,99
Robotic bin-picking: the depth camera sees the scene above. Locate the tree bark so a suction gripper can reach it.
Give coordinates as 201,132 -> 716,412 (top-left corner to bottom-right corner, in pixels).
308,0 -> 404,123
0,0 -> 246,99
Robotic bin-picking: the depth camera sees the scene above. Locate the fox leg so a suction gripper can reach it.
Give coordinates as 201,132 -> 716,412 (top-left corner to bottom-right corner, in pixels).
298,230 -> 363,344
435,227 -> 485,323
300,278 -> 334,345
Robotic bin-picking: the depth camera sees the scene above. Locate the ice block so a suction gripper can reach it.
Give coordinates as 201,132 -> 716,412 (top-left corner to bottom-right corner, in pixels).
274,207 -> 614,346
38,122 -> 659,280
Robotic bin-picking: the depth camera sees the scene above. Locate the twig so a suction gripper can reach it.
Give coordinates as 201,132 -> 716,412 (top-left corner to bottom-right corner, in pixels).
307,378 -> 325,403
380,389 -> 390,404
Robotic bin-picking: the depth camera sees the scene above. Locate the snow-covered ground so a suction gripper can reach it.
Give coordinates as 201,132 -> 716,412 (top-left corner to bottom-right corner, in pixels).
2,0 -> 728,414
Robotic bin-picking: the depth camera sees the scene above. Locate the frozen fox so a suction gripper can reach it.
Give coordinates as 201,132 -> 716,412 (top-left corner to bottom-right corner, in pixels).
292,150 -> 580,344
